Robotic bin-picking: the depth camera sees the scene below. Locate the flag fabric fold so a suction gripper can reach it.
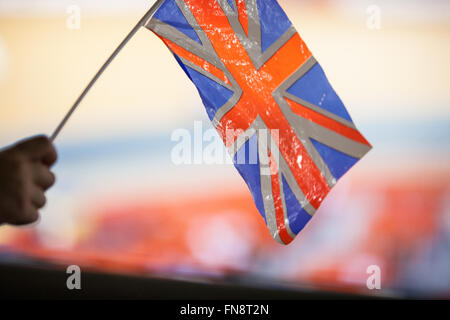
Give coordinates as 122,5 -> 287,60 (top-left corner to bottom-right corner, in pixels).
146,0 -> 372,244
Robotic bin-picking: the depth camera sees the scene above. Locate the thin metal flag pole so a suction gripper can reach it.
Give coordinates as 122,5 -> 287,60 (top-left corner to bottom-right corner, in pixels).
50,0 -> 165,141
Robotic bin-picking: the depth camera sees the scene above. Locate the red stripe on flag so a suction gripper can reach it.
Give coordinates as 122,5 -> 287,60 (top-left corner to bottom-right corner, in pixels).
269,151 -> 294,245
237,0 -> 249,36
159,36 -> 232,87
286,97 -> 372,146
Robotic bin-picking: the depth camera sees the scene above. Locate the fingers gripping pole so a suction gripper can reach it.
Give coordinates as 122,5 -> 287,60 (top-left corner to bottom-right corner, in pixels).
50,0 -> 165,141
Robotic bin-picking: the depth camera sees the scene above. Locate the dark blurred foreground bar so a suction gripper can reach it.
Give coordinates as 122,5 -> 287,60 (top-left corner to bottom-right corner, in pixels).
0,262 -> 378,300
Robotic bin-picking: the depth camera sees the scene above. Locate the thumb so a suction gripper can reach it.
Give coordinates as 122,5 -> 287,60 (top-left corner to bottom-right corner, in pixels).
16,135 -> 58,166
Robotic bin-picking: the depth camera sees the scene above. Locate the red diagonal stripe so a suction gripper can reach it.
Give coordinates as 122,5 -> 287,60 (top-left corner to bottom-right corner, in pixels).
286,97 -> 372,146
158,36 -> 231,86
237,0 -> 249,36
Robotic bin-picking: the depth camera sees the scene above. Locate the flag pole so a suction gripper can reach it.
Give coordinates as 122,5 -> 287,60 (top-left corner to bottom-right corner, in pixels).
50,0 -> 165,141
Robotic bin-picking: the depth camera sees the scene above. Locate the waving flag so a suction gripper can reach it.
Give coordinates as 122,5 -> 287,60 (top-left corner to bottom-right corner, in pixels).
146,0 -> 372,244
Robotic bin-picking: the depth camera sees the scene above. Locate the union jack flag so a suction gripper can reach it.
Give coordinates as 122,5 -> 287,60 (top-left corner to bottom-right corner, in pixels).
146,0 -> 372,244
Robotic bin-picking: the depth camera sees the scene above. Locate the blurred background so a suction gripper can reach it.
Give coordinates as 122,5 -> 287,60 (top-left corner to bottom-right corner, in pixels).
0,0 -> 449,298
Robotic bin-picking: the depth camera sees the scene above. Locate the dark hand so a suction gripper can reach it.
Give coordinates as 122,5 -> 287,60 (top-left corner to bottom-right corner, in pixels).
0,135 -> 57,226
